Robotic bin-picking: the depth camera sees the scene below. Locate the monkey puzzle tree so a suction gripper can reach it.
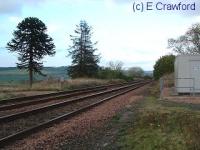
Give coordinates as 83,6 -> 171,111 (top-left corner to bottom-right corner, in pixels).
7,17 -> 55,87
68,20 -> 100,78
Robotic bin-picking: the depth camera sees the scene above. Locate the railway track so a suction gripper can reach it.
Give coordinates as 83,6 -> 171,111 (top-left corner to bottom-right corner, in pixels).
0,88 -> 106,114
0,80 -> 150,148
0,81 -> 141,111
0,82 -> 127,106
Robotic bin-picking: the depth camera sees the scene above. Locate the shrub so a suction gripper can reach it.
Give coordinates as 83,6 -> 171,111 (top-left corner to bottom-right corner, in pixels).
153,55 -> 175,80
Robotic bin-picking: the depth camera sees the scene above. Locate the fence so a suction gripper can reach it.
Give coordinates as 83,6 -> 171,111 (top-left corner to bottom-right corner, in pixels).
159,77 -> 195,98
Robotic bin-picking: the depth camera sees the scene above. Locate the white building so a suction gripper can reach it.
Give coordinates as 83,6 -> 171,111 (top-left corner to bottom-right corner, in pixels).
175,55 -> 200,93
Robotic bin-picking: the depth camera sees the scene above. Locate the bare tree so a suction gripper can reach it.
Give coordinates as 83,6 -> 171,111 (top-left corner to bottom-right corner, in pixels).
168,23 -> 200,54
108,61 -> 123,71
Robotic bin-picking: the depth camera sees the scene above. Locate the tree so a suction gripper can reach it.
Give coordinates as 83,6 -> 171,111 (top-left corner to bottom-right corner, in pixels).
153,55 -> 175,80
127,67 -> 144,77
97,67 -> 132,81
7,17 -> 55,87
97,61 -> 132,81
168,23 -> 200,54
68,20 -> 100,78
108,61 -> 123,71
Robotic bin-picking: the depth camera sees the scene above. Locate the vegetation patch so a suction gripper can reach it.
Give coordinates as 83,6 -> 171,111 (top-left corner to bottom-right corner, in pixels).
0,93 -> 16,101
117,90 -> 200,150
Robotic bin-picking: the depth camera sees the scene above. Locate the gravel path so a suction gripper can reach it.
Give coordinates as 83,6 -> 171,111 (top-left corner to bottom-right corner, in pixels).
3,84 -> 150,150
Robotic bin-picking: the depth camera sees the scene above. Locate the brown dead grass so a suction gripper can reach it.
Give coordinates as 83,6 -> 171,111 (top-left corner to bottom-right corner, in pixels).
0,78 -> 124,100
0,78 -> 123,92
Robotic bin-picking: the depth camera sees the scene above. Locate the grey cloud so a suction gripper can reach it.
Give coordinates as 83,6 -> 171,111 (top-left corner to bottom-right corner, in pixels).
112,0 -> 132,4
0,0 -> 44,15
0,1 -> 22,14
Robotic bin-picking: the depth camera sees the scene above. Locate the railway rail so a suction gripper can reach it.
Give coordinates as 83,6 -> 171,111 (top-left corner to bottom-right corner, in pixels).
0,81 -> 141,111
0,87 -> 107,112
0,80 -> 150,148
0,82 -> 124,105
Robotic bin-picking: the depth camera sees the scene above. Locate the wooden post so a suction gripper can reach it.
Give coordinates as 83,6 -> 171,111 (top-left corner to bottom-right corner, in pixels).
60,77 -> 64,90
160,77 -> 163,99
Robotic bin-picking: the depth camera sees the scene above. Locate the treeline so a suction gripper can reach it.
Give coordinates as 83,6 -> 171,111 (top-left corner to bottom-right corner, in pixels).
6,17 -> 150,87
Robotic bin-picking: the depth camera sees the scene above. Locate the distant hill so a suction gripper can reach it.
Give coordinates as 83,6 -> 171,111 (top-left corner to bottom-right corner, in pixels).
144,71 -> 153,76
0,67 -> 153,84
0,67 -> 68,83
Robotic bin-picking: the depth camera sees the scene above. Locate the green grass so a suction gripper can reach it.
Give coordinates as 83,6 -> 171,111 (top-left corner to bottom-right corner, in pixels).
0,67 -> 68,84
117,84 -> 200,150
0,92 -> 25,101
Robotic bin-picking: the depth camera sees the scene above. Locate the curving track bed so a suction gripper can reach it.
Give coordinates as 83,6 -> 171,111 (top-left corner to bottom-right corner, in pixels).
0,80 -> 150,148
0,81 -> 141,116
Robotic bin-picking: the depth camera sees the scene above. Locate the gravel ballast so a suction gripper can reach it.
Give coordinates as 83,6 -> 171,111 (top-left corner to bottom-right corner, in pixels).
4,84 -> 150,150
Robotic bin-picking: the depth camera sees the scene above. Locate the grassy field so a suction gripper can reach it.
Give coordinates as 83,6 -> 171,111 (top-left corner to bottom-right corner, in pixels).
117,83 -> 200,150
0,67 -> 152,84
0,67 -> 68,84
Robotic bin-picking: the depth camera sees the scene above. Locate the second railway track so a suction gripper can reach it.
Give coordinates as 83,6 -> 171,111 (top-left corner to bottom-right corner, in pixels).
0,81 -> 141,111
0,80 -> 151,148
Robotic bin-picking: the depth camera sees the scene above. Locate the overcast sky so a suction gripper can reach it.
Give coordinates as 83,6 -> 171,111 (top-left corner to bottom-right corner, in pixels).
0,0 -> 199,70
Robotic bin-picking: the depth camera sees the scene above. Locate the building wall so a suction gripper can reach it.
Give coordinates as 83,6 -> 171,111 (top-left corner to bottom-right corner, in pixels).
175,55 -> 200,93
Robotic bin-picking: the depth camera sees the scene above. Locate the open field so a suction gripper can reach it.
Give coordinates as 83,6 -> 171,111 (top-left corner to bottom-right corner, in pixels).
0,67 -> 68,84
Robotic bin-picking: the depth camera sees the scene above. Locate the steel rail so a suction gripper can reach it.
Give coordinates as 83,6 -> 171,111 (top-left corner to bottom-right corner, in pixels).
0,83 -> 116,105
0,81 -> 141,105
0,82 -> 145,123
0,81 -> 141,111
0,81 -> 150,148
0,87 -> 107,111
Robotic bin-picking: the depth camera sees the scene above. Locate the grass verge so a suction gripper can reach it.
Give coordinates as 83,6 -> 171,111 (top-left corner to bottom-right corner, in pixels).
117,84 -> 200,150
0,93 -> 23,101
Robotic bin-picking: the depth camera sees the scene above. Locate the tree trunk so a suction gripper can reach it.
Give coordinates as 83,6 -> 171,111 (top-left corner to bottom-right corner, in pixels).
29,48 -> 33,87
29,67 -> 33,87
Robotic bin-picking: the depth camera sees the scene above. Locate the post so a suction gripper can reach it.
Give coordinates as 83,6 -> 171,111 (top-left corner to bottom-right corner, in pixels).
60,77 -> 64,90
192,78 -> 195,96
159,77 -> 163,99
